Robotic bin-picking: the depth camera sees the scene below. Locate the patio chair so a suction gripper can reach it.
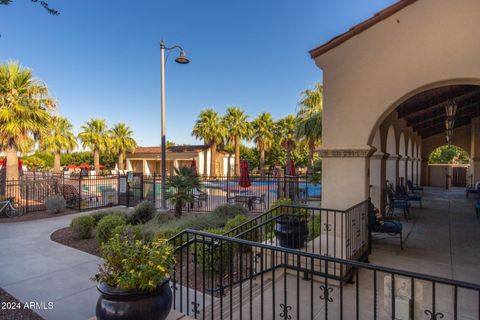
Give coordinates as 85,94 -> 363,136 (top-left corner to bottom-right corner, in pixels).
368,204 -> 403,250
193,189 -> 208,209
252,194 -> 266,210
386,183 -> 410,220
397,184 -> 422,208
466,182 -> 480,198
60,184 -> 99,208
407,180 -> 424,194
227,195 -> 254,211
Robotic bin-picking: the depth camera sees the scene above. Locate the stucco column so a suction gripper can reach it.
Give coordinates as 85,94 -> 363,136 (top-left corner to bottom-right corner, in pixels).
471,117 -> 480,183
126,159 -> 133,172
369,152 -> 388,214
319,146 -> 375,210
143,160 -> 150,175
386,154 -> 400,189
421,159 -> 429,186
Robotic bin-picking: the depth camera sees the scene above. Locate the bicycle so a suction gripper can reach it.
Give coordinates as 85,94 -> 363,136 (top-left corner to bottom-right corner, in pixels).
0,197 -> 18,217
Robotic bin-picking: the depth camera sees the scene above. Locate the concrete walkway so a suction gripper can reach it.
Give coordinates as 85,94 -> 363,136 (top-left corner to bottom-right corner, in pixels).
370,187 -> 480,284
0,211 -> 101,320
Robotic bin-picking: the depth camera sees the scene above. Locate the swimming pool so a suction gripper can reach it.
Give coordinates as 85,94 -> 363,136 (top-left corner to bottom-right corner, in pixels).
202,180 -> 321,197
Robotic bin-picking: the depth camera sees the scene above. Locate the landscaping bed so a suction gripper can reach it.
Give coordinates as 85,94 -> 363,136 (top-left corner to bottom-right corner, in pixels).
0,288 -> 45,320
50,226 -> 100,257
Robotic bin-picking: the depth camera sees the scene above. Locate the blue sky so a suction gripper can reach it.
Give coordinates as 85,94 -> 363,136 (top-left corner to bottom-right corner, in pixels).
0,0 -> 396,147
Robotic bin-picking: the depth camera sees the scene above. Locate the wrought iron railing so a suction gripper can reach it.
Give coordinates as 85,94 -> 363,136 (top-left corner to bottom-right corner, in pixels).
169,229 -> 480,320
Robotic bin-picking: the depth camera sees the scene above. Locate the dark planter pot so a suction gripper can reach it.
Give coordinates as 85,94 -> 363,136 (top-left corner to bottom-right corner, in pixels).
96,279 -> 172,320
275,218 -> 308,249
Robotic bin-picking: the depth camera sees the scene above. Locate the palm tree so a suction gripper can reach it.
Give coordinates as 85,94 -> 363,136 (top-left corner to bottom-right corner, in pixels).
78,118 -> 108,173
41,116 -> 77,173
296,83 -> 323,174
251,112 -> 276,176
192,109 -> 226,176
0,61 -> 54,181
276,115 -> 297,171
110,123 -> 136,170
223,107 -> 251,176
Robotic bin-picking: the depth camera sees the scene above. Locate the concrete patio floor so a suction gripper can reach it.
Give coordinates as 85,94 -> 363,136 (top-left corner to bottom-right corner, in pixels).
369,187 -> 480,284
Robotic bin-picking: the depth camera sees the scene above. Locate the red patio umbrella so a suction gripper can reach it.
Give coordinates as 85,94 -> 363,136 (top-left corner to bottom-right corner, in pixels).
239,160 -> 251,188
0,158 -> 23,169
66,164 -> 78,169
78,164 -> 91,169
99,164 -> 105,169
190,159 -> 197,175
287,159 -> 296,176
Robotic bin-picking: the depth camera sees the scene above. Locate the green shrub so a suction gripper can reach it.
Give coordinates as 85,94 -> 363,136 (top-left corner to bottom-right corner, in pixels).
154,228 -> 181,240
307,215 -> 321,240
70,215 -> 95,239
96,214 -> 127,244
194,228 -> 232,275
96,235 -> 174,290
91,210 -> 129,225
112,224 -> 143,242
212,204 -> 248,220
202,227 -> 225,235
224,215 -> 249,231
131,201 -> 156,224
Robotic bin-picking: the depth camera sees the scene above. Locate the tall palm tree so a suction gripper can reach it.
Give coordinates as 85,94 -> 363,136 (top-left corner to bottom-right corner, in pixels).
41,116 -> 77,173
192,109 -> 226,176
223,106 -> 251,176
78,118 -> 108,173
296,83 -> 323,174
110,123 -> 136,170
251,112 -> 276,177
0,61 -> 54,181
276,115 -> 297,171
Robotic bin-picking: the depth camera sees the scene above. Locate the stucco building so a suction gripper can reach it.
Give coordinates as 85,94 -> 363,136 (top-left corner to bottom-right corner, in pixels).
310,0 -> 480,212
126,145 -> 234,176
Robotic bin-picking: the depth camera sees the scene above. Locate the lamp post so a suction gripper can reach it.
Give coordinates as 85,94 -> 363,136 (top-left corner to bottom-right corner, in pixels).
160,40 -> 190,209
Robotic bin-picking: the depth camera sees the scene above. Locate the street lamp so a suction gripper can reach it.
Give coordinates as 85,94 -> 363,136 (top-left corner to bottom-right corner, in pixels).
160,40 -> 190,209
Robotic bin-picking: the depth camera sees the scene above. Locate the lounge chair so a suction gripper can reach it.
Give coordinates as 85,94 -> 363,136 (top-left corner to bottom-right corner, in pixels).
397,184 -> 422,208
407,180 -> 424,194
386,183 -> 410,220
466,182 -> 480,198
59,184 -> 99,209
368,204 -> 403,250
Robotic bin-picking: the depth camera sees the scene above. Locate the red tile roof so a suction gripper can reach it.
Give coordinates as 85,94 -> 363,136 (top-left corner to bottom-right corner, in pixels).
309,0 -> 417,59
132,145 -> 210,154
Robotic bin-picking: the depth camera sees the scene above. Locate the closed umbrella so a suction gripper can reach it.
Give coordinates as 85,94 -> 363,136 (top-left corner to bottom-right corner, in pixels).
239,160 -> 251,188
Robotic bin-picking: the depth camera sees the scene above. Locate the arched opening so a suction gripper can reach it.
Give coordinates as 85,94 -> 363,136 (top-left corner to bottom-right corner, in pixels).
428,145 -> 471,187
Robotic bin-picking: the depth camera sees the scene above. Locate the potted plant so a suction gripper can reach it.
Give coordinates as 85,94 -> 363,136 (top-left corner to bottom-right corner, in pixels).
272,199 -> 309,249
94,231 -> 174,320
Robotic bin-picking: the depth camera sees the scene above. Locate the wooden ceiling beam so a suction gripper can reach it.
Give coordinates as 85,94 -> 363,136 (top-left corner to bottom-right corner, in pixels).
402,89 -> 480,120
417,116 -> 474,137
409,102 -> 480,128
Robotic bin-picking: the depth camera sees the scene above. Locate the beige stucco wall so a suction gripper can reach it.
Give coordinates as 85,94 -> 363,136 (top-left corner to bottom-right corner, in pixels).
314,0 -> 480,209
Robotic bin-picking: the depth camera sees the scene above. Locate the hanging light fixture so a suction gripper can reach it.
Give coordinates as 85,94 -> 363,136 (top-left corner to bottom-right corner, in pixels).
445,101 -> 458,117
445,118 -> 455,130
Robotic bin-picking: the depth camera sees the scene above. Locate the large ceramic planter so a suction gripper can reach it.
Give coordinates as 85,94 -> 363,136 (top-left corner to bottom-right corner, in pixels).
96,279 -> 172,320
275,218 -> 308,249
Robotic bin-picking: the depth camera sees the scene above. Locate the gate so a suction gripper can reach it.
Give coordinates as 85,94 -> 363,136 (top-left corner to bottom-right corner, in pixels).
118,173 -> 144,207
452,166 -> 467,187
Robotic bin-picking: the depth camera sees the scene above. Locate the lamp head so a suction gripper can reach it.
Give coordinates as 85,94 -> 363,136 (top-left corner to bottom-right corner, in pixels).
175,50 -> 190,64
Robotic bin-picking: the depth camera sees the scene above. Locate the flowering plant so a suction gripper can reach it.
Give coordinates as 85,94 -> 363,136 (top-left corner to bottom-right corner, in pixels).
95,231 -> 174,290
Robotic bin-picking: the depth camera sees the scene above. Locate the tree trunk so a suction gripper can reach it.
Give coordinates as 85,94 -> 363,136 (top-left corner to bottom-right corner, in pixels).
210,142 -> 217,176
5,147 -> 19,199
118,152 -> 125,170
259,147 -> 266,177
235,136 -> 241,176
286,147 -> 292,175
53,152 -> 61,173
94,149 -> 100,173
307,139 -> 315,175
6,147 -> 19,181
175,200 -> 183,217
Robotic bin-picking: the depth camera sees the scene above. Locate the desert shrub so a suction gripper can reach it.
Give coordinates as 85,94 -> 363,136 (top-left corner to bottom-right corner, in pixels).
162,213 -> 225,231
155,212 -> 172,224
307,215 -> 322,241
224,214 -> 249,231
70,215 -> 95,239
96,214 -> 127,244
194,227 -> 234,275
46,195 -> 66,214
91,210 -> 130,225
154,228 -> 181,240
112,224 -> 143,242
212,204 -> 248,220
130,200 -> 156,224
